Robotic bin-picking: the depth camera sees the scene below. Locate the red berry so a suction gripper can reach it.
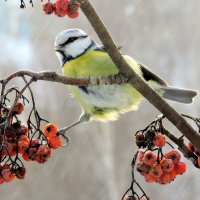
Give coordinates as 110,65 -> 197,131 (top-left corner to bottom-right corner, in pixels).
1,164 -> 10,170
144,173 -> 156,183
28,148 -> 38,160
1,169 -> 16,182
158,172 -> 171,184
9,143 -> 17,156
160,158 -> 174,172
35,145 -> 52,163
137,149 -> 145,161
5,127 -> 15,139
149,164 -> 163,178
142,151 -> 157,166
165,149 -> 181,164
18,140 -> 29,154
174,161 -> 186,175
30,138 -> 41,148
68,2 -> 79,18
42,2 -> 55,15
17,125 -> 28,136
12,102 -> 24,115
38,145 -> 52,158
18,135 -> 30,144
43,123 -> 58,137
15,167 -> 26,179
2,142 -> 14,156
68,11 -> 79,18
48,136 -> 62,149
153,133 -> 166,147
136,162 -> 150,175
22,152 -> 30,161
135,133 -> 146,148
54,0 -> 69,17
169,170 -> 177,181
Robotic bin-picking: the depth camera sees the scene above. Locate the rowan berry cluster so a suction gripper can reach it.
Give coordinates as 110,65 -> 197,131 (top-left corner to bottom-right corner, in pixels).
136,148 -> 186,184
22,122 -> 62,163
0,101 -> 62,184
42,0 -> 80,18
135,129 -> 186,184
121,116 -> 194,199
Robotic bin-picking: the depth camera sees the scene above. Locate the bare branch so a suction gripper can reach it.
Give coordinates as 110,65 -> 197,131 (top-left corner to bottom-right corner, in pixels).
2,70 -> 128,86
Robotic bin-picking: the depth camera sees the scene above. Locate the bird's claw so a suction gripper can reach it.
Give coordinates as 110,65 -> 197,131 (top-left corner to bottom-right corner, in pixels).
58,129 -> 70,147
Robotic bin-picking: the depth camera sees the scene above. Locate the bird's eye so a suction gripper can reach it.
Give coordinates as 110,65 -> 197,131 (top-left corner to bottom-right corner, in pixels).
68,37 -> 77,43
60,37 -> 78,47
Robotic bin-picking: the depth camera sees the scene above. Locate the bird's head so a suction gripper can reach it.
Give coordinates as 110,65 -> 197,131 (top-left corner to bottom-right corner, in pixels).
55,29 -> 95,66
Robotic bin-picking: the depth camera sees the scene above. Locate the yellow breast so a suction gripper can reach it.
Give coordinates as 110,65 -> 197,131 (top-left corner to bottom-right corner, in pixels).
62,49 -> 143,121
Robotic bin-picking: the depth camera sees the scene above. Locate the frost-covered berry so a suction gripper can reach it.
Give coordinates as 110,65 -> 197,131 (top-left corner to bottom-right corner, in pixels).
42,2 -> 55,15
153,133 -> 166,147
143,151 -> 157,166
136,162 -> 150,175
160,158 -> 174,172
174,161 -> 186,175
144,173 -> 156,183
165,149 -> 181,164
43,123 -> 58,137
54,0 -> 69,17
149,164 -> 163,178
48,136 -> 62,149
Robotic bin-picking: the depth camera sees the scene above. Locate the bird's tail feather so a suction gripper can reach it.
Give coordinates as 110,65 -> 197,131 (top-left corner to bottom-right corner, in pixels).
161,86 -> 198,104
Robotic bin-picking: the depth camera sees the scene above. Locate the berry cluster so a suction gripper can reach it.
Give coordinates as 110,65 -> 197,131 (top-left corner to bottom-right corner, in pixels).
135,131 -> 186,184
22,123 -> 62,163
137,148 -> 186,184
122,114 -> 200,199
0,102 -> 62,184
42,0 -> 80,18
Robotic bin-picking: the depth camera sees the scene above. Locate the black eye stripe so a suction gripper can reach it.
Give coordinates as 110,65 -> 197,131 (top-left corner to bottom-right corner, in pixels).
59,35 -> 88,47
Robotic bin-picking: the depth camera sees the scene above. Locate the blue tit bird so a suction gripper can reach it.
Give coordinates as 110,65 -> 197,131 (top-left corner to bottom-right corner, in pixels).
54,28 -> 198,130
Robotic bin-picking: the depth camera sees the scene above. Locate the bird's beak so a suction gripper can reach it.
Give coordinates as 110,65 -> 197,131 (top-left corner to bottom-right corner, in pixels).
54,45 -> 63,52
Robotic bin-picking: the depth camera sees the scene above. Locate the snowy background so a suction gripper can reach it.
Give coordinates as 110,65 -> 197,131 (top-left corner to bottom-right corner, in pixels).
0,0 -> 200,200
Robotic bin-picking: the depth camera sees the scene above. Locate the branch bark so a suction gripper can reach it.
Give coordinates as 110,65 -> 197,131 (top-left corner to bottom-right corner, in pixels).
76,0 -> 200,151
2,70 -> 127,86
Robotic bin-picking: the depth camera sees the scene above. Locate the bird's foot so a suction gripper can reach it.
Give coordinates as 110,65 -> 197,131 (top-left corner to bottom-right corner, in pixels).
58,113 -> 90,146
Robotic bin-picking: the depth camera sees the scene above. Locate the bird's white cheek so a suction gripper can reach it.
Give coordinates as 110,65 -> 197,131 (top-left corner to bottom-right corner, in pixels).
66,37 -> 92,58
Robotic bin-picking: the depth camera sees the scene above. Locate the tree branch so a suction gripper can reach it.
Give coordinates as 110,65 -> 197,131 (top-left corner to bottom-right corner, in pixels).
76,0 -> 200,152
2,70 -> 128,86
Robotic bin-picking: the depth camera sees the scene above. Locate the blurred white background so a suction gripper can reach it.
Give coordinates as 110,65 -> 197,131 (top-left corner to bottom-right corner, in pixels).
0,0 -> 200,199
